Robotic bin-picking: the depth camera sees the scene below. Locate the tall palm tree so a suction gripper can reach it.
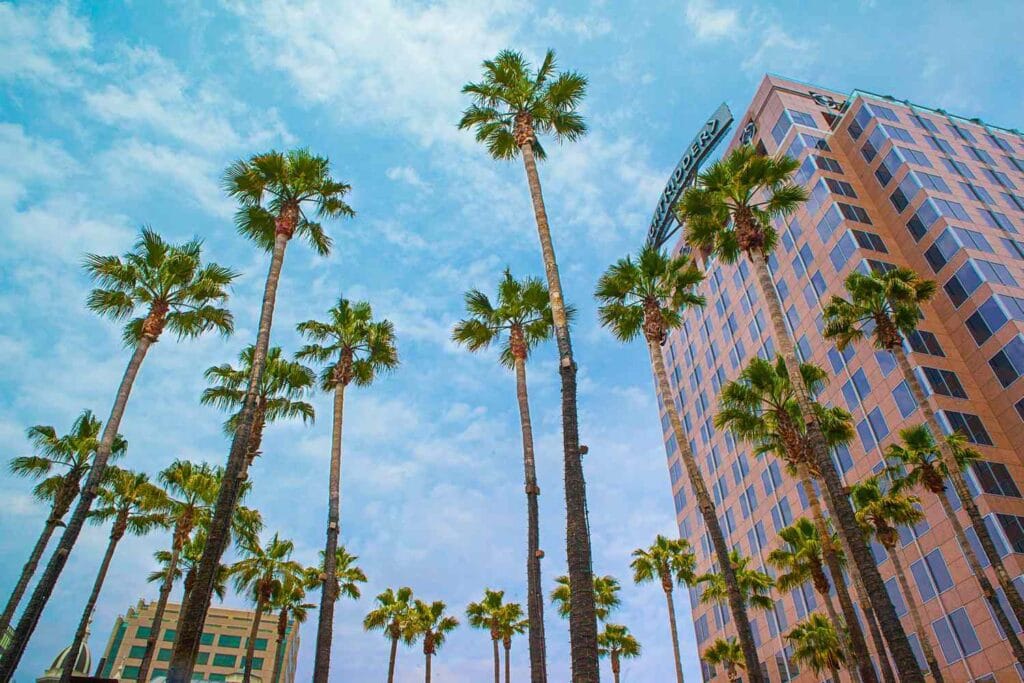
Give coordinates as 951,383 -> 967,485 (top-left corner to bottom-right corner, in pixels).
715,356 -> 882,682
1,411 -> 126,638
201,345 -> 316,473
364,586 -> 415,683
1,228 -> 236,678
594,243 -> 767,678
230,533 -> 306,683
306,546 -> 368,607
497,603 -> 528,683
703,637 -> 743,682
170,149 -> 353,681
453,270 -> 557,682
551,575 -> 622,622
59,468 -> 168,683
268,575 -> 315,683
405,600 -> 459,683
852,476 -> 944,681
459,49 -> 598,680
296,296 -> 397,683
467,588 -> 513,683
824,266 -> 1024,639
787,613 -> 845,683
885,424 -> 1024,665
680,144 -> 916,682
597,623 -> 640,683
697,551 -> 775,613
629,534 -> 695,683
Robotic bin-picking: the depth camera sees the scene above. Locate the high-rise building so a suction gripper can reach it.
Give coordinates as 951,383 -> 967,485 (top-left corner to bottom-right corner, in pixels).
661,75 -> 1024,681
95,600 -> 300,682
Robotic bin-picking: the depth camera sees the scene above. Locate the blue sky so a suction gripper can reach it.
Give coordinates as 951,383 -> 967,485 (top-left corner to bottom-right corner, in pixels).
1,1 -> 1022,680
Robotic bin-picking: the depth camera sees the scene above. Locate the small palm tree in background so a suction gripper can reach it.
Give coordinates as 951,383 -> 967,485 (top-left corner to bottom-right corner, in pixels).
201,345 -> 316,472
703,637 -> 744,682
698,550 -> 775,613
497,603 -> 528,683
148,535 -> 230,630
551,574 -> 622,622
787,613 -> 845,683
268,575 -> 315,683
460,49 -> 598,682
60,467 -> 168,683
1,228 -> 235,678
453,270 -> 557,682
629,534 -> 695,683
364,586 -> 415,683
1,411 -> 126,638
467,588 -> 513,683
824,266 -> 1024,655
405,599 -> 459,683
230,532 -> 305,683
852,476 -> 944,681
296,296 -> 397,683
597,623 -> 640,683
306,546 -> 368,607
171,148 -> 354,680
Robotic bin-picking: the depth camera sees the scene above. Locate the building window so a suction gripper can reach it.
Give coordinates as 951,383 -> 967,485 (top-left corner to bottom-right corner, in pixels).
950,124 -> 978,143
911,113 -> 939,133
212,653 -> 237,668
162,629 -> 176,642
989,335 -> 1024,387
157,648 -> 172,662
941,156 -> 975,178
965,296 -> 1009,345
815,155 -> 843,174
973,461 -> 1022,498
833,444 -> 854,474
932,607 -> 982,664
981,208 -> 1016,232
876,349 -> 898,374
893,381 -> 918,418
985,167 -> 1017,189
885,577 -> 908,617
940,410 -> 994,446
829,232 -> 858,271
772,109 -> 818,145
907,199 -> 940,241
906,330 -> 945,356
997,514 -> 1024,553
816,204 -> 843,243
218,634 -> 243,648
128,645 -> 147,659
771,496 -> 793,533
241,657 -> 264,671
922,367 -> 968,398
852,229 -> 888,252
826,177 -> 857,198
961,181 -> 995,204
967,145 -> 995,165
911,549 -> 954,602
926,135 -> 958,156
838,202 -> 872,224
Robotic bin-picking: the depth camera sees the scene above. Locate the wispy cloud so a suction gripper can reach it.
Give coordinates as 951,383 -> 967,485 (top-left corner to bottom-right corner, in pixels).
684,0 -> 740,42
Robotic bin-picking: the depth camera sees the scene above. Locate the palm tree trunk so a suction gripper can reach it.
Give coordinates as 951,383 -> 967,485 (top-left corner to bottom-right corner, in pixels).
387,634 -> 399,683
168,228 -> 290,681
138,541 -> 181,682
851,556 -> 896,683
0,513 -> 61,638
59,521 -> 124,683
830,666 -> 842,683
611,652 -> 620,683
797,467 -> 875,682
660,579 -> 685,683
271,612 -> 287,683
887,544 -> 943,681
241,598 -> 265,683
646,336 -> 763,682
0,336 -> 154,679
504,641 -> 511,683
424,650 -> 432,683
519,138 -> 599,681
750,254 -> 921,682
893,345 -> 1024,635
313,382 -> 347,683
514,354 -> 548,683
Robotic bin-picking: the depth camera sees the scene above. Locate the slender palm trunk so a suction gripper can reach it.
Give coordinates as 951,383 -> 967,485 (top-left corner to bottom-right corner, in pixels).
169,224 -> 291,681
893,346 -> 1024,637
313,381 -> 347,683
424,648 -> 432,683
513,351 -> 548,683
611,652 -> 620,683
750,254 -> 921,682
660,576 -> 685,683
797,469 -> 875,682
491,637 -> 501,683
271,611 -> 287,683
830,666 -> 842,683
887,544 -> 943,681
387,634 -> 399,683
0,512 -> 62,638
59,517 -> 125,683
646,336 -> 763,681
241,599 -> 265,683
138,541 -> 182,682
504,641 -> 511,683
0,335 -> 154,679
519,135 -> 598,681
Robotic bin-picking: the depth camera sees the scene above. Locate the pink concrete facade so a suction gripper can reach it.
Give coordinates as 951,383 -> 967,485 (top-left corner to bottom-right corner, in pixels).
662,75 -> 1024,682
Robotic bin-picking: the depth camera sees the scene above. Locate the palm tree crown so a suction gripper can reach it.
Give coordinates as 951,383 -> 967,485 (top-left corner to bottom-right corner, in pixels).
85,227 -> 236,345
90,467 -> 169,537
851,475 -> 924,550
406,599 -> 459,654
703,637 -> 744,680
458,49 -> 587,160
823,267 -> 937,351
884,425 -> 978,495
364,586 -> 415,638
630,535 -> 696,587
597,623 -> 641,658
467,588 -> 512,638
551,575 -> 622,621
768,517 -> 841,596
787,613 -> 845,676
698,551 -> 775,611
309,546 -> 367,601
296,297 -> 399,389
231,533 -> 305,601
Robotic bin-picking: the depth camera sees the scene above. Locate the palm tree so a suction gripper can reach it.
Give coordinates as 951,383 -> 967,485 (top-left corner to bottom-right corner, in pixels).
715,356 -> 881,682
306,546 -> 368,606
852,476 -> 944,681
703,637 -> 743,682
460,49 -> 597,680
697,551 -> 775,613
405,600 -> 459,683
1,411 -> 126,638
597,623 -> 640,683
296,297 -> 397,683
170,149 -> 353,680
59,468 -> 168,683
885,424 -> 1024,665
364,586 -> 415,683
594,242 -> 766,678
453,270 -> 556,681
497,603 -> 528,683
787,613 -> 845,683
1,228 -> 235,678
629,534 -> 695,683
551,574 -> 622,622
231,533 -> 306,683
201,345 -> 316,473
680,144 -> 916,683
467,589 -> 510,683
268,575 -> 315,683
824,266 -> 1024,642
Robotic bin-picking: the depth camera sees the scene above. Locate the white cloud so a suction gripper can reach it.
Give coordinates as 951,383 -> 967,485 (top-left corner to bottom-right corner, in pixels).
684,0 -> 740,42
741,23 -> 816,74
0,124 -> 78,205
0,2 -> 93,87
385,165 -> 430,191
536,9 -> 612,40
